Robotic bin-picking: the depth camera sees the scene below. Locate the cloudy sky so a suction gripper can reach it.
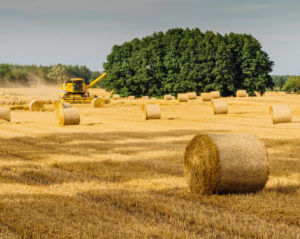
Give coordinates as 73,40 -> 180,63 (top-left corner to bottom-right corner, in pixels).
0,0 -> 299,74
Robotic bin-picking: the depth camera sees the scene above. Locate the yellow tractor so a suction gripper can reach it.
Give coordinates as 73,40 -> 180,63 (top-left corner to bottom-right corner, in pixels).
59,72 -> 107,103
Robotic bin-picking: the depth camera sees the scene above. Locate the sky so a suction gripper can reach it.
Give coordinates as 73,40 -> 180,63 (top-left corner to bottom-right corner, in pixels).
0,0 -> 299,75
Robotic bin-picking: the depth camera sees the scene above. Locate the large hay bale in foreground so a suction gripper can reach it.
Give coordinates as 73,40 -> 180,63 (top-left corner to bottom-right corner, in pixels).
211,99 -> 228,114
56,108 -> 80,126
184,134 -> 269,195
91,98 -> 105,108
29,100 -> 44,111
0,108 -> 11,121
210,91 -> 220,99
177,93 -> 188,102
142,104 -> 161,120
164,95 -> 173,100
236,90 -> 247,97
270,105 -> 292,124
188,92 -> 197,100
201,93 -> 211,101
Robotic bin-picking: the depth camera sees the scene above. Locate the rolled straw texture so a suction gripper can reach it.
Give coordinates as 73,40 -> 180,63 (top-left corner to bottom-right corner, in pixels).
56,108 -> 80,126
92,98 -> 105,108
29,100 -> 44,111
236,90 -> 247,97
0,108 -> 11,121
270,104 -> 292,124
211,99 -> 228,114
184,134 -> 269,195
177,93 -> 188,102
201,93 -> 211,101
142,104 -> 161,120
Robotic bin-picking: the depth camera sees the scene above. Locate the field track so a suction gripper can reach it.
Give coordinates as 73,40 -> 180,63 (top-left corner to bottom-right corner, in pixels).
0,87 -> 299,238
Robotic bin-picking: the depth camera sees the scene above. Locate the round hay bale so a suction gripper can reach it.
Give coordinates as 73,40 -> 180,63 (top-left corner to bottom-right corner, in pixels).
56,108 -> 80,126
29,99 -> 44,111
263,91 -> 277,97
188,92 -> 197,100
201,93 -> 211,101
0,108 -> 11,121
211,99 -> 228,114
184,134 -> 269,195
142,96 -> 149,100
210,91 -> 220,99
278,91 -> 286,96
163,95 -> 172,100
128,96 -> 135,100
151,97 -> 156,100
171,96 -> 175,100
91,98 -> 105,108
236,90 -> 247,97
254,91 -> 261,97
177,93 -> 188,102
112,94 -> 120,100
270,105 -> 291,124
142,104 -> 161,120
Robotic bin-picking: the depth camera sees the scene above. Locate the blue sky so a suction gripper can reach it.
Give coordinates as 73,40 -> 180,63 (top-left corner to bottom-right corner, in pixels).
0,0 -> 299,74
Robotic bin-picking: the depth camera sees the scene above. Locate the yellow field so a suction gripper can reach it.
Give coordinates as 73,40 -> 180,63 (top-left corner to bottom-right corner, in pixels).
0,87 -> 299,239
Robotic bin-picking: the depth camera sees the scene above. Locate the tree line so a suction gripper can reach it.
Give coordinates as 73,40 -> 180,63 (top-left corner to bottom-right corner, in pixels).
101,28 -> 275,97
0,64 -> 101,86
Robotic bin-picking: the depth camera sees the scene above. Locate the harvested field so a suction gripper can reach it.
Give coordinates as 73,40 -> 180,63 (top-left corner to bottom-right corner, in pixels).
0,87 -> 299,239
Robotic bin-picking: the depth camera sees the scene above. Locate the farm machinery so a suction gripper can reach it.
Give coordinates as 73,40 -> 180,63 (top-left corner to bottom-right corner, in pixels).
59,72 -> 107,103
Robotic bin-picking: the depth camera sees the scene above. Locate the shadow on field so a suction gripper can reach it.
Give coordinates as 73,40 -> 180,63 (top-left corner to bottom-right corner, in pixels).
0,129 -> 214,185
0,186 -> 299,239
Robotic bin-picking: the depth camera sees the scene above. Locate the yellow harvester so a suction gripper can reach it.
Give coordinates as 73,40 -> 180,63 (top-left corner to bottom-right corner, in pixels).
59,72 -> 107,103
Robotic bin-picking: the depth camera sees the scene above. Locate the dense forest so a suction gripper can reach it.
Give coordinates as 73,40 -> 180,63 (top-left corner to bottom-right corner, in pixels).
0,64 -> 101,86
102,28 -> 274,97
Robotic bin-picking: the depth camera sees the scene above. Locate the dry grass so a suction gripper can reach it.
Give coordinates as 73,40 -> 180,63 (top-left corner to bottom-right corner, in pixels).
0,87 -> 299,238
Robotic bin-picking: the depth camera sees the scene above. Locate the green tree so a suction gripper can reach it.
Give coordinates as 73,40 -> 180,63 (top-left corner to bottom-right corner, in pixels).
47,64 -> 69,83
282,76 -> 300,94
102,28 -> 274,97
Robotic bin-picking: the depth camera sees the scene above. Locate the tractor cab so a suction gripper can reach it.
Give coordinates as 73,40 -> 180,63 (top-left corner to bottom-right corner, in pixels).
61,78 -> 87,94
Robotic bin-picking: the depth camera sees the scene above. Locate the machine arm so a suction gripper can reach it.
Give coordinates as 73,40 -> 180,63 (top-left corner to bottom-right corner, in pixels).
87,72 -> 107,88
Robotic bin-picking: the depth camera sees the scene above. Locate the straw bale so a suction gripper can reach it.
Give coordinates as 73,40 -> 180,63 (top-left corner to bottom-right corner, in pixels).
269,105 -> 291,124
201,93 -> 211,101
263,91 -> 277,97
128,96 -> 135,100
211,99 -> 228,114
236,90 -> 247,97
254,91 -> 261,97
91,98 -> 105,108
29,99 -> 44,111
112,94 -> 120,100
184,134 -> 269,194
56,108 -> 80,126
188,92 -> 197,100
210,91 -> 220,99
0,108 -> 11,121
177,93 -> 188,102
142,104 -> 161,120
164,95 -> 173,100
278,91 -> 286,96
142,96 -> 149,100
